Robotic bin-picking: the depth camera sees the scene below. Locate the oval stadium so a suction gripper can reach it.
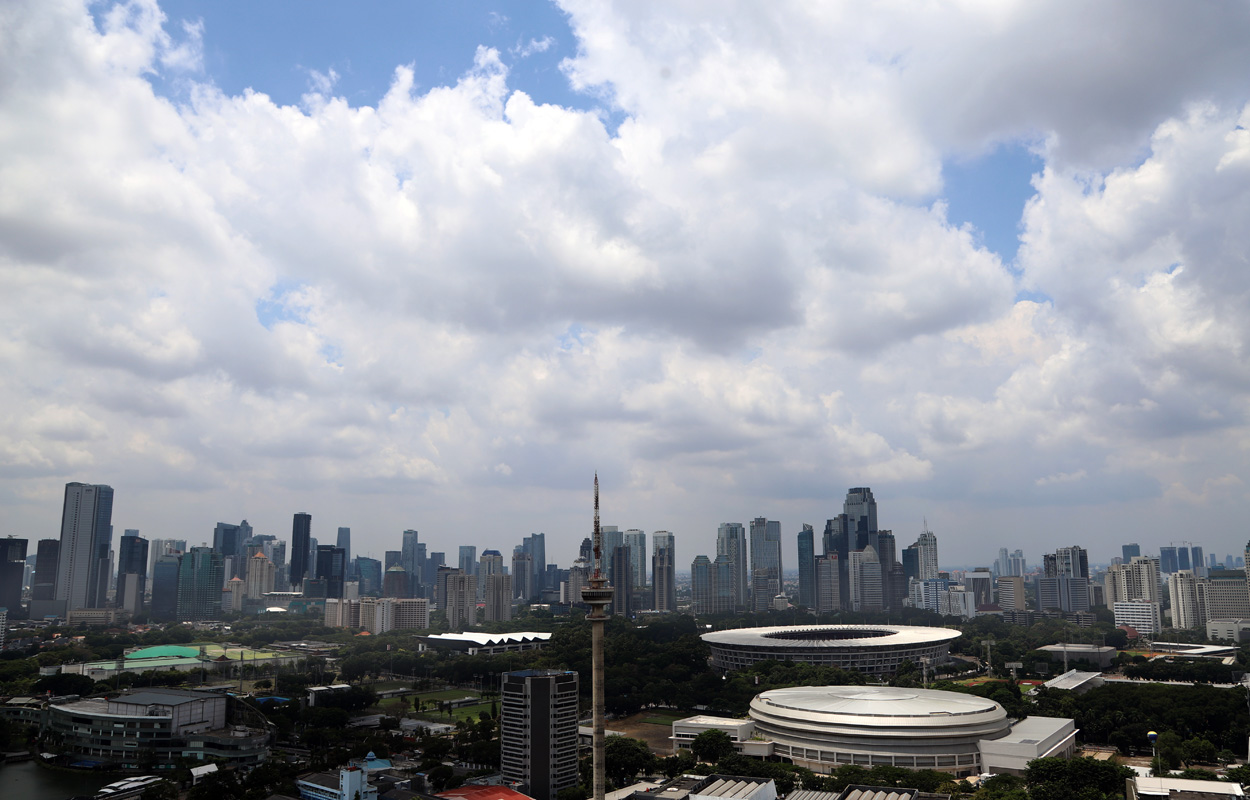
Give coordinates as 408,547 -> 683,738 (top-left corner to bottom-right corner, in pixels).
750,685 -> 1010,774
701,624 -> 959,676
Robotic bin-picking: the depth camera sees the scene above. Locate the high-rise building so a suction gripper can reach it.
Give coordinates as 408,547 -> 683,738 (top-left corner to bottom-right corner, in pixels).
1122,543 -> 1141,563
315,545 -> 346,599
844,487 -> 878,550
610,545 -> 632,618
964,569 -> 994,608
435,565 -> 459,611
1038,575 -> 1090,613
244,551 -> 276,600
1044,545 -> 1089,579
500,670 -> 580,800
55,483 -> 114,612
797,525 -> 815,608
716,523 -> 748,611
336,527 -> 352,573
485,573 -> 513,622
711,554 -> 735,614
901,544 -> 920,583
458,546 -> 477,577
30,539 -> 60,617
600,526 -> 623,575
997,576 -> 1026,611
814,554 -> 839,613
401,530 -> 421,596
176,547 -> 223,621
384,551 -> 402,569
445,572 -> 477,631
213,520 -> 252,562
1199,569 -> 1250,620
382,565 -> 409,598
749,517 -> 782,612
512,550 -> 533,601
0,537 -> 27,619
850,546 -> 882,611
824,515 -> 851,609
116,534 -> 148,615
915,528 -> 939,581
1190,545 -> 1206,579
578,538 -> 593,563
290,513 -> 311,589
1168,570 -> 1204,629
1159,546 -> 1179,575
652,531 -> 675,613
150,555 -> 180,620
691,555 -> 711,615
357,557 -> 382,596
623,530 -> 647,589
525,533 -> 547,594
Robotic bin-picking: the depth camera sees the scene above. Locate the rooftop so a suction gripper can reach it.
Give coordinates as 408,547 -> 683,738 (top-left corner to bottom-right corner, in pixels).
754,686 -> 1000,720
702,625 -> 960,649
112,690 -> 216,706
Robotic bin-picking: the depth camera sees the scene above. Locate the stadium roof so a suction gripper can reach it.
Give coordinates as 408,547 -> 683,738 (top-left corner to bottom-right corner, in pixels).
702,624 -> 960,649
754,685 -> 1000,721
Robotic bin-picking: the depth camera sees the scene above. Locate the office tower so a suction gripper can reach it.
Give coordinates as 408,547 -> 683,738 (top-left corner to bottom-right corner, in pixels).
0,537 -> 27,619
485,574 -> 513,622
445,572 -> 477,630
964,569 -> 993,608
610,545 -> 632,617
1199,569 -> 1250,619
579,538 -> 593,563
30,539 -> 59,617
401,529 -> 421,595
901,544 -> 920,582
382,565 -> 409,598
458,546 -> 477,577
500,670 -> 580,800
1105,555 -> 1161,607
423,550 -> 443,594
797,525 -> 815,608
717,522 -> 748,611
116,534 -> 148,615
1006,549 -> 1027,576
512,550 -> 533,601
1123,543 -> 1141,563
1190,546 -> 1205,578
149,555 -> 179,619
290,513 -> 311,588
1038,575 -> 1090,613
876,530 -> 900,610
1044,545 -> 1089,579
995,547 -> 1009,577
623,530 -> 647,588
708,554 -> 732,614
844,487 -> 878,549
356,557 -> 382,596
749,517 -> 782,611
480,549 -> 505,592
244,552 -> 276,600
600,526 -> 623,575
1168,570 -> 1204,629
849,546 -> 882,611
915,528 -> 939,580
997,576 -> 1026,610
435,565 -> 458,610
524,533 -> 547,593
55,482 -> 114,612
1159,546 -> 1179,575
691,556 -> 712,615
314,545 -> 346,599
814,555 -> 839,613
384,550 -> 402,569
336,527 -> 351,570
565,560 -> 589,605
652,531 -> 675,613
1177,547 -> 1192,573
176,547 -> 223,621
213,520 -> 252,561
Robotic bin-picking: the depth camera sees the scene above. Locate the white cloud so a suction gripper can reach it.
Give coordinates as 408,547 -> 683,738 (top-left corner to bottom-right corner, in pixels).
0,0 -> 1248,563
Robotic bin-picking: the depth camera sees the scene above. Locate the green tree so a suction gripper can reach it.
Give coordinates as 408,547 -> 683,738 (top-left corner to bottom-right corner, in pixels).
605,736 -> 656,787
690,729 -> 735,764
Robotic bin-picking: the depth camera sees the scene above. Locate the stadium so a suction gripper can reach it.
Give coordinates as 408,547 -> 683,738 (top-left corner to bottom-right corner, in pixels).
701,625 -> 960,676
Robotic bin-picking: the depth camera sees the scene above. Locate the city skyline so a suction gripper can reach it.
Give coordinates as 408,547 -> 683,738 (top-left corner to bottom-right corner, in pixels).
4,2 -> 1250,566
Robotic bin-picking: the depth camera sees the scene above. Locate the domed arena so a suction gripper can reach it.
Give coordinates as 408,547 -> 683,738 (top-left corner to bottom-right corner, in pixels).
749,685 -> 1011,774
701,624 -> 960,676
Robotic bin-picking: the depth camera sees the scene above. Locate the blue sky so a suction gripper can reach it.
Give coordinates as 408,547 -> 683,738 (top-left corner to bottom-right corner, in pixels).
6,0 -> 1249,566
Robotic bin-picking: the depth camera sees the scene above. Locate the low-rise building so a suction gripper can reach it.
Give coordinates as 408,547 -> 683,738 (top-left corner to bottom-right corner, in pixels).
296,766 -> 377,800
977,717 -> 1078,775
1207,618 -> 1250,642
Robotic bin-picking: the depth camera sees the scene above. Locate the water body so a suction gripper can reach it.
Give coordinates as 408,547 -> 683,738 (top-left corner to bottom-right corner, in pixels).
0,759 -> 115,798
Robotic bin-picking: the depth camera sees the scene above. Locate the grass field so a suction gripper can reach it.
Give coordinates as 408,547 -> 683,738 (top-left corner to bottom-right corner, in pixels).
641,712 -> 686,726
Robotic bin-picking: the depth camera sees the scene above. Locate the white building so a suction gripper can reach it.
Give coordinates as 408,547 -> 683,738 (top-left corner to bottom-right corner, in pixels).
295,766 -> 377,800
1168,570 -> 1204,629
1114,600 -> 1163,636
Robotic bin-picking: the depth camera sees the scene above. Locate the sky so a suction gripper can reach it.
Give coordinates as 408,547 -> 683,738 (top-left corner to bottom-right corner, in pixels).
3,0 -> 1250,572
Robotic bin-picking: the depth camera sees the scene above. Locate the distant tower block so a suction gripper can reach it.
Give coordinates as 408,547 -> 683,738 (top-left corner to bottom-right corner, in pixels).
580,474 -> 615,800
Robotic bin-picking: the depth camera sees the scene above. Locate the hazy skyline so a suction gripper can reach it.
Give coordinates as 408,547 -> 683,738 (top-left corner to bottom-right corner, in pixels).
3,1 -> 1250,567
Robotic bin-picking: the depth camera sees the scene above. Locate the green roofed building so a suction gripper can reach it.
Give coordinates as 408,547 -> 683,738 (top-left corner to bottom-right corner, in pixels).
125,645 -> 202,660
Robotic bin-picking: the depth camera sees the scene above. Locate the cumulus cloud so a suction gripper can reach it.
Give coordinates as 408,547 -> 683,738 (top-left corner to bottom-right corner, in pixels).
1,0 -> 1248,562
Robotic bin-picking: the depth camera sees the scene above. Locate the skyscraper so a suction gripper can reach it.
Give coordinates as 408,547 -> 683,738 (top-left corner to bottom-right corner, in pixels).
458,545 -> 477,577
290,513 -> 311,589
712,554 -> 734,614
717,523 -> 748,611
915,528 -> 939,580
1190,545 -> 1206,579
245,551 -> 276,599
213,521 -> 252,562
500,670 -> 580,800
401,529 -> 421,596
1160,546 -> 1179,575
1122,543 -> 1141,563
485,573 -> 513,622
824,515 -> 851,608
623,529 -> 647,589
610,545 -> 632,617
749,517 -> 782,612
116,534 -> 149,615
315,545 -> 346,599
357,557 -> 382,596
150,555 -> 180,620
336,527 -> 352,570
30,539 -> 59,618
176,547 -> 224,621
797,525 -> 815,608
814,554 -> 839,613
512,550 -> 533,601
55,482 -> 114,612
0,537 -> 27,619
600,526 -> 623,575
844,487 -> 878,549
691,555 -> 712,615
525,533 -> 547,594
445,572 -> 477,631
652,531 -> 675,613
